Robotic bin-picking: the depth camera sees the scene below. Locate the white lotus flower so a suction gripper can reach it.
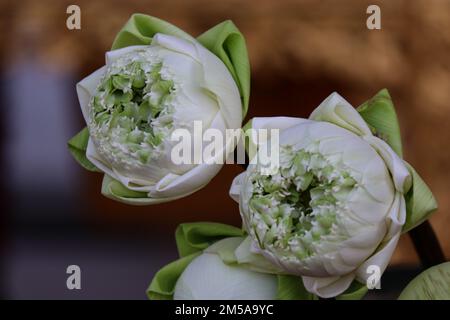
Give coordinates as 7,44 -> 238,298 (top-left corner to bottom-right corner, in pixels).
174,240 -> 278,300
230,92 -> 412,298
77,33 -> 242,204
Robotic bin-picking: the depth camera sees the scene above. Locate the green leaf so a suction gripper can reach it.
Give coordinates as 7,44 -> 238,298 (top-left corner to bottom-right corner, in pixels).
175,222 -> 244,257
276,275 -> 317,300
67,127 -> 99,172
197,20 -> 250,117
357,88 -> 403,157
402,163 -> 438,232
111,13 -> 194,50
147,253 -> 200,300
336,280 -> 368,300
398,262 -> 450,300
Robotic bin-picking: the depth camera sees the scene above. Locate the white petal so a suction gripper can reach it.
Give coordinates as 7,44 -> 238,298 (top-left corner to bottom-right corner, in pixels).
105,45 -> 149,66
86,138 -> 116,178
309,92 -> 372,137
355,191 -> 405,282
153,33 -> 242,130
174,253 -> 278,300
229,172 -> 246,203
249,117 -> 309,147
302,272 -> 355,298
148,113 -> 228,199
101,175 -> 184,206
152,34 -> 200,62
363,135 -> 412,193
234,236 -> 285,274
250,117 -> 309,131
76,66 -> 106,124
194,41 -> 242,130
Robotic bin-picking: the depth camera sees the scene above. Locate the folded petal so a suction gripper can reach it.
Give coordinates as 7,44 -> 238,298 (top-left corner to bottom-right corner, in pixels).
76,66 -> 106,124
302,272 -> 355,298
229,172 -> 246,203
234,237 -> 286,274
363,135 -> 412,193
355,191 -> 406,282
105,45 -> 149,66
309,92 -> 372,137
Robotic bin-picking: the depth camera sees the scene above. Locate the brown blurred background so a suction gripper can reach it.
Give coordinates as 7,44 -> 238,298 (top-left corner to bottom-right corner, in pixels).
0,0 -> 449,299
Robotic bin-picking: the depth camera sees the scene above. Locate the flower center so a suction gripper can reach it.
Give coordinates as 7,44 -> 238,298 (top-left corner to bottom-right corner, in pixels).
89,49 -> 177,166
247,145 -> 356,260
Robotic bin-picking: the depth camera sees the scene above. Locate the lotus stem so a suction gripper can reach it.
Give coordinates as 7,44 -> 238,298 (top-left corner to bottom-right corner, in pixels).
409,221 -> 446,269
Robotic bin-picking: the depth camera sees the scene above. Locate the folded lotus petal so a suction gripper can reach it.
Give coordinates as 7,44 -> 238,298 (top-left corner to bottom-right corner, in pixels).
363,135 -> 412,193
302,273 -> 355,298
101,174 -> 183,205
153,33 -> 242,130
247,116 -> 309,147
229,172 -> 246,202
148,114 -> 229,199
355,192 -> 406,282
309,92 -> 372,137
149,163 -> 221,199
196,20 -> 250,116
204,237 -> 244,263
234,236 -> 286,274
86,138 -> 117,179
105,45 -> 148,66
174,253 -> 278,300
76,66 -> 106,124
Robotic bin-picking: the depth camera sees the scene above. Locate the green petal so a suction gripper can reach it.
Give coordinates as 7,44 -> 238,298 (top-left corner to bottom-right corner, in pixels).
276,275 -> 317,300
398,262 -> 450,300
336,280 -> 368,300
357,89 -> 403,157
402,162 -> 438,232
196,20 -> 250,117
111,13 -> 194,50
67,127 -> 100,172
147,252 -> 200,300
175,222 -> 244,257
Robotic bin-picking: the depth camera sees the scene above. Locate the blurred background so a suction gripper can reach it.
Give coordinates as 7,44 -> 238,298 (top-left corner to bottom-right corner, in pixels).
0,0 -> 449,299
